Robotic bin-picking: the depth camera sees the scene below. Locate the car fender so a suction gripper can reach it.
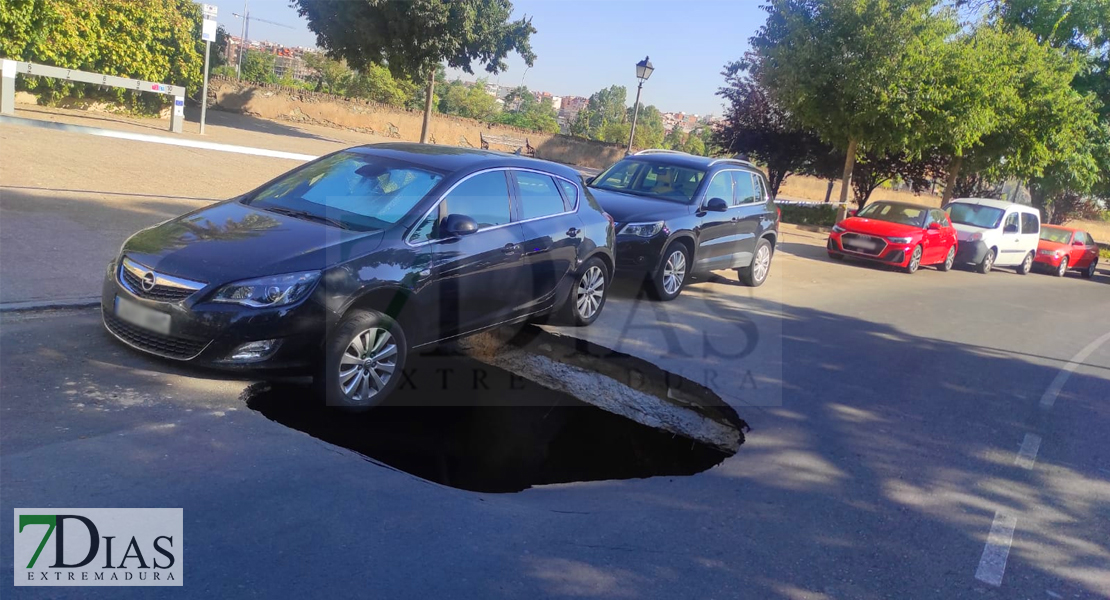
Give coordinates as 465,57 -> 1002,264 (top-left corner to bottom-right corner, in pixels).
661,230 -> 699,264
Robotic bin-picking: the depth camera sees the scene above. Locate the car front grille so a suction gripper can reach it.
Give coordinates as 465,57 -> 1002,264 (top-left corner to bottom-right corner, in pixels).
103,312 -> 211,360
117,258 -> 205,302
840,233 -> 887,256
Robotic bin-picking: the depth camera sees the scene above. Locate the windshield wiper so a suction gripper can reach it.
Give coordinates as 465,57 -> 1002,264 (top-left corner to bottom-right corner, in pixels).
263,206 -> 351,230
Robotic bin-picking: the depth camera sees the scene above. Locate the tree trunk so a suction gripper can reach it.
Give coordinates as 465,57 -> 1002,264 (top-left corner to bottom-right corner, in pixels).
420,67 -> 436,144
837,138 -> 858,205
941,155 -> 962,205
823,180 -> 834,203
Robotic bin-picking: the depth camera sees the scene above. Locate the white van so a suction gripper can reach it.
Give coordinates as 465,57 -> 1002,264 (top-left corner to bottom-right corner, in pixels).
946,198 -> 1041,274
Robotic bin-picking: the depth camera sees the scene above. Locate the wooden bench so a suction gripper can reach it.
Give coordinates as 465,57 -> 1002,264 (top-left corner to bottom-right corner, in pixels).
480,132 -> 535,157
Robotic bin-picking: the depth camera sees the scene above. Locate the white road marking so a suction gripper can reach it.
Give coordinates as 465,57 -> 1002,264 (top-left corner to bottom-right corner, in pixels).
975,512 -> 1018,587
1040,330 -> 1110,409
1015,433 -> 1042,469
0,115 -> 319,162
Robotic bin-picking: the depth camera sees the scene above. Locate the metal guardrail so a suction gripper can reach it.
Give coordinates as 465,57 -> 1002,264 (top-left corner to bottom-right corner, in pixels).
0,59 -> 186,133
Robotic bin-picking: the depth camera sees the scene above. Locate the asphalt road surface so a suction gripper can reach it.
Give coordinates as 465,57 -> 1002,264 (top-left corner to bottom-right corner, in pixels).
2,115 -> 1109,599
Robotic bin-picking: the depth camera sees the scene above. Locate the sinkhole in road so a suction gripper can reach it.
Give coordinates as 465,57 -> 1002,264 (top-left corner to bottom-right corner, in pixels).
244,325 -> 748,493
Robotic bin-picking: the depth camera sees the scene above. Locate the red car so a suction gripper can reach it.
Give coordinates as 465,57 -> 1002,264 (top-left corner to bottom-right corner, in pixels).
1034,225 -> 1100,278
827,201 -> 959,274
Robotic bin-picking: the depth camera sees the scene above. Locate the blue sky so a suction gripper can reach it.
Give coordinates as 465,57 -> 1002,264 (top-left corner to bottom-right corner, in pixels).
204,0 -> 768,116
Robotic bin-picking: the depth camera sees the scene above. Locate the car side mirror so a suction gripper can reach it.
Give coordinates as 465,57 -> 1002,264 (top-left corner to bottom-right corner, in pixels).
1073,240 -> 1085,246
585,176 -> 596,185
928,222 -> 941,230
443,214 -> 479,236
705,197 -> 729,212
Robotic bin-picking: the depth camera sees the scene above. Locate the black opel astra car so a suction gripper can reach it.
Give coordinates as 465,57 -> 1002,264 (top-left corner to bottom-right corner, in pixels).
587,150 -> 780,300
102,143 -> 615,407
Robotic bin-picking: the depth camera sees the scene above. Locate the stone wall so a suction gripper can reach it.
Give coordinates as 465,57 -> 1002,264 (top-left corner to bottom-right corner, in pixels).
208,77 -> 627,170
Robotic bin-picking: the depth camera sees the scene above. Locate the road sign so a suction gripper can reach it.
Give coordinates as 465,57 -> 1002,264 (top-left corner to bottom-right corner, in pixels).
202,18 -> 217,42
202,3 -> 217,18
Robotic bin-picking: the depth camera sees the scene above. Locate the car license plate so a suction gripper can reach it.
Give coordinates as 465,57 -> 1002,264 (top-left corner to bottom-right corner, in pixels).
847,238 -> 878,251
115,296 -> 171,334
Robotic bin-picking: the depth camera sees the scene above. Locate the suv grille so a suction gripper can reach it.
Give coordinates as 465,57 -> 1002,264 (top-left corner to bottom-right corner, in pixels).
104,312 -> 210,360
117,258 -> 205,302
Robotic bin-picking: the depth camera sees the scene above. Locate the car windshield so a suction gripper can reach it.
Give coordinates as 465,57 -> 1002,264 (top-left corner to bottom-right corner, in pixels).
1040,226 -> 1072,244
946,203 -> 1005,229
590,159 -> 705,203
244,152 -> 444,232
856,202 -> 926,227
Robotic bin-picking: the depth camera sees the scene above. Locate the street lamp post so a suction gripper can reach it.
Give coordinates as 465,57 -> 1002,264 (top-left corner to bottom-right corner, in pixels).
626,56 -> 654,154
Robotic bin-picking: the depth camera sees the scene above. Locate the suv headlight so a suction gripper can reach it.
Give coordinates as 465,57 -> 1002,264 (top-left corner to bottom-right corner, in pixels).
212,271 -> 321,308
622,221 -> 665,237
888,236 -> 913,244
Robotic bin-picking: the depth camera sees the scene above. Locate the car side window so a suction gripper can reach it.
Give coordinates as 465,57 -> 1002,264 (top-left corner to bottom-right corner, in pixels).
410,171 -> 511,242
515,172 -> 566,220
1003,212 -> 1020,232
1020,213 -> 1039,235
752,174 -> 768,202
704,172 -> 734,204
734,172 -> 759,205
928,209 -> 948,227
556,179 -> 579,211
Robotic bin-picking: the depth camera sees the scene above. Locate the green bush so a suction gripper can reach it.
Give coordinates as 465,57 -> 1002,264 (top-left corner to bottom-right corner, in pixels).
776,203 -> 840,227
0,0 -> 205,113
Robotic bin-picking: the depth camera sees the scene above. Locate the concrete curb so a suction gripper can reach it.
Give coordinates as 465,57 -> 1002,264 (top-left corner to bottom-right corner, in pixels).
0,298 -> 100,313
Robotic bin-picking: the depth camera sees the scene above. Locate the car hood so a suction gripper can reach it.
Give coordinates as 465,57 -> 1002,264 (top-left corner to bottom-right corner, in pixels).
587,187 -> 691,225
839,217 -> 921,238
1037,240 -> 1070,253
121,200 -> 384,284
951,223 -> 991,241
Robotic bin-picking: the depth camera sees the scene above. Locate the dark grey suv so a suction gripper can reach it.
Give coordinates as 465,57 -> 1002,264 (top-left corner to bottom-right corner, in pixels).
586,150 -> 780,300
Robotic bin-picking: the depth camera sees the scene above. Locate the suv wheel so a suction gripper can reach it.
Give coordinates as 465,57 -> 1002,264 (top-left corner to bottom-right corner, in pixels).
739,238 -> 773,286
559,257 -> 609,325
647,243 -> 689,301
321,309 -> 407,410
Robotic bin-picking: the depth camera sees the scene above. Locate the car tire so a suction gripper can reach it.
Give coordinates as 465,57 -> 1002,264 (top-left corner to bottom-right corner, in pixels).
977,248 -> 996,274
937,245 -> 955,272
739,238 -> 774,287
1082,259 -> 1097,279
320,309 -> 407,410
558,257 -> 609,326
1055,256 -> 1069,277
646,242 -> 689,301
904,245 -> 923,274
1018,251 -> 1034,275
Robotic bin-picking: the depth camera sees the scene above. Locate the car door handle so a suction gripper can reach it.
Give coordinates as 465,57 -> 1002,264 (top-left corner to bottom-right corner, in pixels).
566,227 -> 579,238
502,243 -> 519,255
730,217 -> 740,223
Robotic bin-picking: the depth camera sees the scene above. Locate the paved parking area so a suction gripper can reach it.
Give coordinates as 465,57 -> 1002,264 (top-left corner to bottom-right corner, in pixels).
2,115 -> 1109,599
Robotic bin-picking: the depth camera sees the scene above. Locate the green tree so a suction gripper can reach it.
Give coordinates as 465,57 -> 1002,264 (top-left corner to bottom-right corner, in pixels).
302,52 -> 352,94
682,134 -> 706,156
439,78 -> 501,121
293,0 -> 536,143
628,104 -> 664,149
577,85 -> 628,139
662,127 -> 686,150
495,87 -> 558,132
751,0 -> 959,204
0,0 -> 206,111
348,64 -> 420,107
240,50 -> 276,83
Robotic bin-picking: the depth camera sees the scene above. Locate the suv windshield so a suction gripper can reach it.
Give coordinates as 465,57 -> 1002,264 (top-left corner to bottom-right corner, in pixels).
591,159 -> 705,203
1040,226 -> 1072,244
244,152 -> 444,232
946,203 -> 1005,229
856,202 -> 926,227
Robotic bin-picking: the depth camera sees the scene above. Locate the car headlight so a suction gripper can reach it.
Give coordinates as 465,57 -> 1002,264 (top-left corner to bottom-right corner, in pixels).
211,271 -> 321,308
888,236 -> 913,244
831,224 -> 846,233
622,221 -> 665,237
967,232 -> 982,242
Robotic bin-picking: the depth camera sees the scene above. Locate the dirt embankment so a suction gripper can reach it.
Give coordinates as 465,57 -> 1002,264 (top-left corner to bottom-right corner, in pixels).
208,78 -> 627,171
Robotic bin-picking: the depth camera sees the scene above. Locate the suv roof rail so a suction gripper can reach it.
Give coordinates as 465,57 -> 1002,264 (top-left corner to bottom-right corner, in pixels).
633,149 -> 689,156
709,157 -> 756,168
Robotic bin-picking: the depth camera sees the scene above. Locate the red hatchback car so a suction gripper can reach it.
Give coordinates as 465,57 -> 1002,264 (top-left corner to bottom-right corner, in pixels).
827,201 -> 959,273
1034,225 -> 1100,278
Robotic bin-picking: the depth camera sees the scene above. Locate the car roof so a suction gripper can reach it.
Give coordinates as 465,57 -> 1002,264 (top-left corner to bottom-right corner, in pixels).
347,142 -> 583,181
620,150 -> 755,171
866,200 -> 938,211
1042,224 -> 1081,233
949,197 -> 1037,212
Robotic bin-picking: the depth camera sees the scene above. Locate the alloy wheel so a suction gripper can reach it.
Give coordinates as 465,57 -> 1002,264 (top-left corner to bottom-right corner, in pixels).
662,250 -> 686,295
944,247 -> 954,270
1021,252 -> 1033,274
338,328 -> 397,404
576,265 -> 606,319
907,246 -> 922,273
752,244 -> 771,283
1057,257 -> 1069,277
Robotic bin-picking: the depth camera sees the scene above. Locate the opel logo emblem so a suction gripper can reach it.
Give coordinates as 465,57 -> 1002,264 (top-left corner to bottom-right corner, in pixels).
141,272 -> 157,292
